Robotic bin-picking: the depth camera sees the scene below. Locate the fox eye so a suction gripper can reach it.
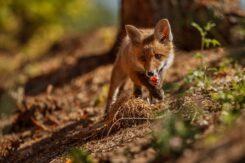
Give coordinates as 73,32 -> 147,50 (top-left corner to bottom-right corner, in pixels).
155,53 -> 162,60
139,56 -> 146,62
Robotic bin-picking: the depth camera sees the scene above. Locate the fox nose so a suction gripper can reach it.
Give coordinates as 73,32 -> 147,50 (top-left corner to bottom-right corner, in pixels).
147,71 -> 154,77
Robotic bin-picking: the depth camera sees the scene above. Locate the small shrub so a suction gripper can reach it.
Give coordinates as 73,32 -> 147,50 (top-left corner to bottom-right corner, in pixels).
67,148 -> 95,163
191,21 -> 221,69
211,77 -> 245,125
191,21 -> 220,51
152,111 -> 198,160
184,68 -> 214,90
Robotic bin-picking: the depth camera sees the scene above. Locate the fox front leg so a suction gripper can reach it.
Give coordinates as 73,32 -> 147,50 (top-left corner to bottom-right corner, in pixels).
105,64 -> 126,114
133,85 -> 142,98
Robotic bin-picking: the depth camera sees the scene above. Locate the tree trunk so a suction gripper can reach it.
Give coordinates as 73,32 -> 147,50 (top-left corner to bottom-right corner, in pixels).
109,0 -> 244,57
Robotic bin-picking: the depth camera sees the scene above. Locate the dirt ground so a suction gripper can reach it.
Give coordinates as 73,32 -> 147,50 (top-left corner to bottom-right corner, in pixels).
0,31 -> 244,163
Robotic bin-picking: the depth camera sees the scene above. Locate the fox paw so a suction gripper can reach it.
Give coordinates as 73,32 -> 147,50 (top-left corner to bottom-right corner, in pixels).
148,92 -> 164,104
151,89 -> 164,100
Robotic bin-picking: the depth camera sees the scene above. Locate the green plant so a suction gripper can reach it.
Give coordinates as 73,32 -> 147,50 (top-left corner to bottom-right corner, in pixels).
217,58 -> 233,74
191,21 -> 221,51
184,68 -> 215,90
67,148 -> 95,163
192,21 -> 221,70
152,111 -> 198,159
211,77 -> 245,125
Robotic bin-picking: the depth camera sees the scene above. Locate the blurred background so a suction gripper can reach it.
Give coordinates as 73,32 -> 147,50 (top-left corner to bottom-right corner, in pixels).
0,1 -> 244,162
0,0 -> 244,117
0,0 -> 120,116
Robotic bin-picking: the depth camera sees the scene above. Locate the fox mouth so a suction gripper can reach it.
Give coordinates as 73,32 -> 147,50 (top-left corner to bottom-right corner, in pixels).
148,73 -> 160,86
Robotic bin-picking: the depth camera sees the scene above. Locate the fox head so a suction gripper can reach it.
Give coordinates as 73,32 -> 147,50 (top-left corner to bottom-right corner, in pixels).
125,19 -> 174,81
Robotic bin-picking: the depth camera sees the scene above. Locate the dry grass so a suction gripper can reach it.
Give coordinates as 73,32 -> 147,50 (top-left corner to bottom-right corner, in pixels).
81,94 -> 160,141
105,94 -> 158,133
0,134 -> 21,159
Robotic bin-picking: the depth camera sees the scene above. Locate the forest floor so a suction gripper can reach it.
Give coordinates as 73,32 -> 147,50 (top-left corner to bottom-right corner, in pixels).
0,28 -> 244,163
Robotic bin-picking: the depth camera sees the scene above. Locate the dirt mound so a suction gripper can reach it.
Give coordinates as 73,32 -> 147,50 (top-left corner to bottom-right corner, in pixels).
0,94 -> 159,162
106,95 -> 156,129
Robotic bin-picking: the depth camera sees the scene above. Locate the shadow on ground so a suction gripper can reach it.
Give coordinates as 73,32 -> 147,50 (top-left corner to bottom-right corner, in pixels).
3,120 -> 91,163
24,53 -> 114,96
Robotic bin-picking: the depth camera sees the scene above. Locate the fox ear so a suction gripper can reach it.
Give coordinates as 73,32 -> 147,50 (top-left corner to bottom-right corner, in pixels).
125,25 -> 142,44
154,19 -> 173,43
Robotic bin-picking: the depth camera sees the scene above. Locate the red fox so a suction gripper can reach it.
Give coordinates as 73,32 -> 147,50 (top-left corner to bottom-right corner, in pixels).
105,19 -> 174,114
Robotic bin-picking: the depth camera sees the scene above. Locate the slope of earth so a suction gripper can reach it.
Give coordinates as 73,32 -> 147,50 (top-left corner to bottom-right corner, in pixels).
0,29 -> 244,163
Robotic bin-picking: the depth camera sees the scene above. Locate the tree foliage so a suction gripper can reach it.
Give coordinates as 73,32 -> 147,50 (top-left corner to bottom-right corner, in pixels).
0,0 -> 114,52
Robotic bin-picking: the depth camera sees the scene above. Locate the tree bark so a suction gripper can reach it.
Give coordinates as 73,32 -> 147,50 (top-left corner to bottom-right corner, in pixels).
109,0 -> 245,58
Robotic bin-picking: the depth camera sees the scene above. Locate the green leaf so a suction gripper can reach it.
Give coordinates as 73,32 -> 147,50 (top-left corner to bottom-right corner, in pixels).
211,39 -> 221,47
68,148 -> 94,163
204,21 -> 216,31
204,38 -> 221,49
204,39 -> 211,48
191,22 -> 204,36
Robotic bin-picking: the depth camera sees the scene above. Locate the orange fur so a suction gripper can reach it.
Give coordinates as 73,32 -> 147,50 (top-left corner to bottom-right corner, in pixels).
105,19 -> 174,114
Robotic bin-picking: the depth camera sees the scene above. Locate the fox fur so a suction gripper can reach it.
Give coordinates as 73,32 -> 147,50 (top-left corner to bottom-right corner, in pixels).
105,19 -> 174,114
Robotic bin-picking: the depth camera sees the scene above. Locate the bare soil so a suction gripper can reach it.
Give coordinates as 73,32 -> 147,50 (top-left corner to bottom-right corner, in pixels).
0,34 -> 244,163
